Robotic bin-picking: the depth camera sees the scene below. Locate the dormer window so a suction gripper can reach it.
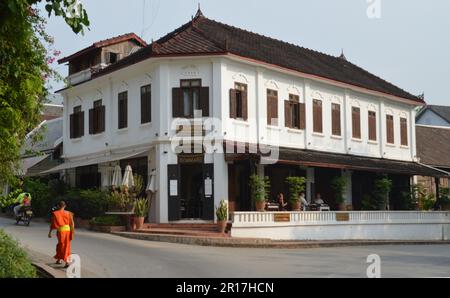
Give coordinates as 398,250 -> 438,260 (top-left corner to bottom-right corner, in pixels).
108,52 -> 118,64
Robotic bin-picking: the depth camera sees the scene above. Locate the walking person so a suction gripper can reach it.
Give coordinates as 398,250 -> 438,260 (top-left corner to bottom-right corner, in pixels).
48,201 -> 75,268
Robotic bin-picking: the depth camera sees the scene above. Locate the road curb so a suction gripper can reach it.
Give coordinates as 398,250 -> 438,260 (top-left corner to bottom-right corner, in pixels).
32,262 -> 66,278
112,231 -> 450,249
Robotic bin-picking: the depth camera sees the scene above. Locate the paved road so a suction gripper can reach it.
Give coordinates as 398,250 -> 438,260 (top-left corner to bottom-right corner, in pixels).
1,216 -> 449,278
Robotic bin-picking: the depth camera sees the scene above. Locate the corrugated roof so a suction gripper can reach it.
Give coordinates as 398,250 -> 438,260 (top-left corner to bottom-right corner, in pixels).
416,125 -> 450,169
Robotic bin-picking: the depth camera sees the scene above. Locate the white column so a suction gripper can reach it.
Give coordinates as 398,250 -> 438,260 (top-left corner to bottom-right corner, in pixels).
154,144 -> 169,223
256,68 -> 266,146
306,167 -> 315,203
213,153 -> 228,221
344,90 -> 352,154
379,99 -> 386,158
410,108 -> 417,160
304,80 -> 313,149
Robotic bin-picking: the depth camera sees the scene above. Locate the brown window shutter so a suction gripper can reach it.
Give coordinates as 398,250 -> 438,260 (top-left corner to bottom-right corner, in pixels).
229,89 -> 237,119
140,92 -> 146,124
78,111 -> 84,137
400,118 -> 408,146
99,106 -> 105,133
200,87 -> 209,117
332,104 -> 341,136
241,90 -> 248,121
284,101 -> 292,128
368,111 -> 376,141
299,103 -> 306,130
89,108 -> 94,134
386,115 -> 394,144
70,114 -> 75,139
352,107 -> 361,139
313,100 -> 322,133
172,88 -> 183,117
272,97 -> 278,126
123,96 -> 128,128
267,96 -> 272,125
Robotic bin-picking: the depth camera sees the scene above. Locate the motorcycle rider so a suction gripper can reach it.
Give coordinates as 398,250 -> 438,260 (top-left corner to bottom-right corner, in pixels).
13,192 -> 31,219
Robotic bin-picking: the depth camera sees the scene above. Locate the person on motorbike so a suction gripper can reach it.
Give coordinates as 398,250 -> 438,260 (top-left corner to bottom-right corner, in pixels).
13,193 -> 31,219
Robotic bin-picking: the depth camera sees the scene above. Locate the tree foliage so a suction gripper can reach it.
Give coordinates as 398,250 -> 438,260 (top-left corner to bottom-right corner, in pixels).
0,0 -> 89,185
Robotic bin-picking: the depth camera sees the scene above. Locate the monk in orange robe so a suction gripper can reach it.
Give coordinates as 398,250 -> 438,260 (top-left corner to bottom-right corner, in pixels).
48,201 -> 75,267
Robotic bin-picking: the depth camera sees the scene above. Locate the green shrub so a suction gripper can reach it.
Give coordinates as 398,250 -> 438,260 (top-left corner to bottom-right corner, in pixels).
134,198 -> 149,218
61,189 -> 109,220
0,189 -> 23,210
0,229 -> 37,278
249,174 -> 270,203
331,176 -> 347,205
89,215 -> 123,226
285,176 -> 306,203
215,200 -> 228,221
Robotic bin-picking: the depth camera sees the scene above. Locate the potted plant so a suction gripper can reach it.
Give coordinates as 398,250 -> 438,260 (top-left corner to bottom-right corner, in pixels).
331,176 -> 347,211
134,198 -> 149,230
249,174 -> 270,211
373,176 -> 392,210
285,177 -> 306,211
439,188 -> 450,211
215,200 -> 228,233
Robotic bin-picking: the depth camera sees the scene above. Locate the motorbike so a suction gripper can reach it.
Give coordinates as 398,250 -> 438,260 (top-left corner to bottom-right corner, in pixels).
15,205 -> 33,226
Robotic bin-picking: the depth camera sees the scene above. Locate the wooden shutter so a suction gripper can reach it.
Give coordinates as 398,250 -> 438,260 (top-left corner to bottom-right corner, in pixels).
200,87 -> 209,117
284,101 -> 292,128
167,164 -> 180,221
299,103 -> 306,130
202,163 -> 215,220
332,103 -> 341,136
172,88 -> 183,118
313,100 -> 322,133
99,106 -> 105,133
78,111 -> 84,137
140,90 -> 147,124
400,117 -> 408,146
368,111 -> 377,141
386,115 -> 394,144
270,97 -> 278,126
241,90 -> 248,121
89,108 -> 94,134
229,89 -> 237,119
352,107 -> 361,139
69,114 -> 75,139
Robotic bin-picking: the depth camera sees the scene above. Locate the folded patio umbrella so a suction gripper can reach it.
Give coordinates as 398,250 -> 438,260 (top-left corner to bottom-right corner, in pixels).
122,165 -> 135,188
146,170 -> 156,193
111,165 -> 122,187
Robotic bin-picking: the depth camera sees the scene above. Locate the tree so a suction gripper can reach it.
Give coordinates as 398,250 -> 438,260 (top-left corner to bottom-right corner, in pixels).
0,0 -> 89,185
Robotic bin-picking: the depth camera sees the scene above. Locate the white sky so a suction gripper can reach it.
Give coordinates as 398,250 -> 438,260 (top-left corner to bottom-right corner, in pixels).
42,0 -> 450,105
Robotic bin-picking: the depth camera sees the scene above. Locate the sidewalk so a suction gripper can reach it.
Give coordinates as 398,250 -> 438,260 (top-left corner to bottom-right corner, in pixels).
113,231 -> 450,249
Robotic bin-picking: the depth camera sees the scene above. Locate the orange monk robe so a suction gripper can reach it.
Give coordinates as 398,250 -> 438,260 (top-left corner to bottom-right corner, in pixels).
50,210 -> 75,262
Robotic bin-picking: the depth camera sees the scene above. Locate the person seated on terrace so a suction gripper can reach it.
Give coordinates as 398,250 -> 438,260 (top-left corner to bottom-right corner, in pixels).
313,193 -> 325,205
300,193 -> 308,211
277,193 -> 288,211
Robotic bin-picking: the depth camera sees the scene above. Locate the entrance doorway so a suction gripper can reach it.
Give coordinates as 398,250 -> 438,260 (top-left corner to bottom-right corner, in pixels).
180,164 -> 203,219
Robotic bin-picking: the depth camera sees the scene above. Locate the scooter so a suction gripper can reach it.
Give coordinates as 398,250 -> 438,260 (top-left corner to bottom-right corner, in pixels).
15,205 -> 33,226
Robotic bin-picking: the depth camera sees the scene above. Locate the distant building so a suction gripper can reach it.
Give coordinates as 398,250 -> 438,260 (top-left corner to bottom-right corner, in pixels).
416,105 -> 450,197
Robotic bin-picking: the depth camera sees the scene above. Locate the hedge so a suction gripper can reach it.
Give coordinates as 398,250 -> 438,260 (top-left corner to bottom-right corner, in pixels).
0,229 -> 37,278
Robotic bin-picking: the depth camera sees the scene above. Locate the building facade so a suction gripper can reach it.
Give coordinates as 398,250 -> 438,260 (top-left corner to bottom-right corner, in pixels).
50,10 -> 444,223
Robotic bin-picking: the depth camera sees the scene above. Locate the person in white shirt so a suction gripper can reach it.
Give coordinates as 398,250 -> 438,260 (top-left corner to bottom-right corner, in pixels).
300,193 -> 308,211
313,193 -> 325,205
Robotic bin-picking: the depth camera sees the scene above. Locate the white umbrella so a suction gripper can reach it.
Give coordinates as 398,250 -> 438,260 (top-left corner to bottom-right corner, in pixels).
146,170 -> 156,193
122,165 -> 135,188
111,165 -> 122,187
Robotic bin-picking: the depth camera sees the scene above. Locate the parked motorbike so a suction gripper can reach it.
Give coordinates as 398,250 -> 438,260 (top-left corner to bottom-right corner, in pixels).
15,205 -> 33,226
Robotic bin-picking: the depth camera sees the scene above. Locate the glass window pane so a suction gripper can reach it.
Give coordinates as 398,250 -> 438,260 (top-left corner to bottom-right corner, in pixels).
183,90 -> 191,117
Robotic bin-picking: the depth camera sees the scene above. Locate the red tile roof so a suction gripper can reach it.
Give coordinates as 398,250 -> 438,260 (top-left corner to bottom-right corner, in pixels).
58,33 -> 147,64
69,11 -> 423,103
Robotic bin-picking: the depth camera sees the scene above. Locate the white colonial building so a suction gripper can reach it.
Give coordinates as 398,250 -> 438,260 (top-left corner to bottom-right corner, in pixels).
50,10 -> 445,227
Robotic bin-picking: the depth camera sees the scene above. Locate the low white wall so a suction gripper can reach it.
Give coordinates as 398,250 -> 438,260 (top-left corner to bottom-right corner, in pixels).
231,211 -> 450,241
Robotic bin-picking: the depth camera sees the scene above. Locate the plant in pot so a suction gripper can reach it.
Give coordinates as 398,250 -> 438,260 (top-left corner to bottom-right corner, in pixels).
373,176 -> 392,210
249,174 -> 270,212
285,177 -> 306,211
331,176 -> 347,211
439,188 -> 450,211
134,198 -> 149,230
215,200 -> 228,233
